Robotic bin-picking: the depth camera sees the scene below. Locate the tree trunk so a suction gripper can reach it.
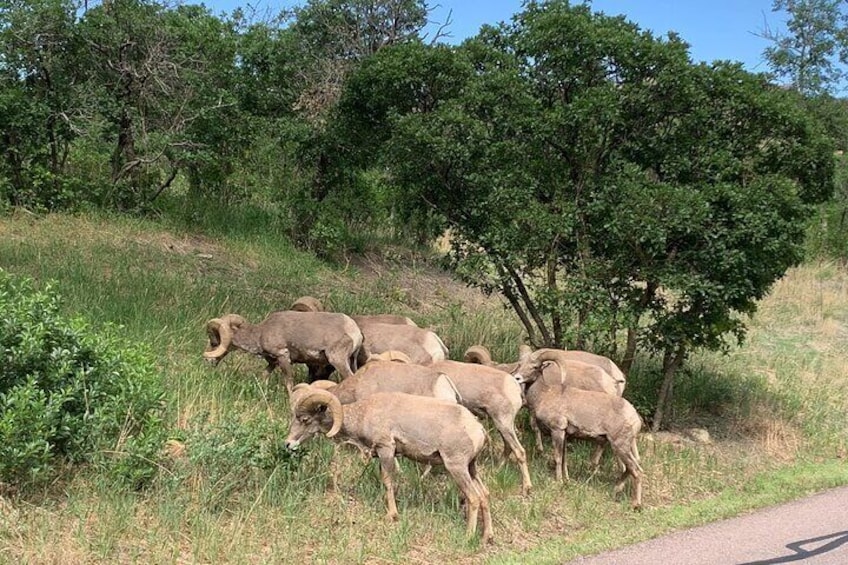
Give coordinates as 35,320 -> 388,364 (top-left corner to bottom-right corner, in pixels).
651,343 -> 686,432
504,263 -> 553,346
150,166 -> 178,202
499,266 -> 539,347
547,257 -> 562,346
112,108 -> 136,182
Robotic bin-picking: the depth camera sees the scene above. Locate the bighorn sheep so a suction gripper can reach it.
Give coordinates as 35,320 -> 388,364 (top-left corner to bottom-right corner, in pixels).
306,357 -> 460,489
513,348 -> 621,397
285,386 -> 493,542
522,362 -> 644,509
465,344 -> 626,395
463,344 -> 529,373
356,321 -> 448,366
512,348 -> 627,469
310,358 -> 459,404
203,311 -> 364,391
430,360 -> 533,493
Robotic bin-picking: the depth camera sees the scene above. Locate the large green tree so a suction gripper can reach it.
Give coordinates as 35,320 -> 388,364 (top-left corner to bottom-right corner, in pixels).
336,0 -> 834,429
0,0 -> 82,207
77,0 -> 239,207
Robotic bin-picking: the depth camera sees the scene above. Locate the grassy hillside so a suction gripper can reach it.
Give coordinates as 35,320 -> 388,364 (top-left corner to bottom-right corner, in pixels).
1,209 -> 847,564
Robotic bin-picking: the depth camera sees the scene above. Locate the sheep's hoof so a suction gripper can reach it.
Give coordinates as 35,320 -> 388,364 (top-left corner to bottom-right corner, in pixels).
386,512 -> 399,522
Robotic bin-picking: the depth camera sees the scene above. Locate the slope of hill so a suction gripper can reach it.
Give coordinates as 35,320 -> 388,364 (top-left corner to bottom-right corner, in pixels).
1,210 -> 847,563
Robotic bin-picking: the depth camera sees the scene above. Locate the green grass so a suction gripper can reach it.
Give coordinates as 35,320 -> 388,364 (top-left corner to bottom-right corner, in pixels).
1,206 -> 847,563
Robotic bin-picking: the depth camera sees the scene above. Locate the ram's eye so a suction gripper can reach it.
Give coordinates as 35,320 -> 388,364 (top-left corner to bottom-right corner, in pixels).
299,417 -> 310,424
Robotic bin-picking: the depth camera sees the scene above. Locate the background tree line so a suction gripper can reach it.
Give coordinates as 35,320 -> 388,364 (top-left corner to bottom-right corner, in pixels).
1,0 -> 847,429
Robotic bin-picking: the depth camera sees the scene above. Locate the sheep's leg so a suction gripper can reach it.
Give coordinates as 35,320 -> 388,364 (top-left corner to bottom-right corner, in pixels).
632,437 -> 641,467
376,447 -> 399,521
611,438 -> 643,510
613,462 -> 643,510
588,440 -> 616,479
491,416 -> 532,493
550,428 -> 568,481
501,438 -> 512,462
325,346 -> 356,380
588,443 -> 604,470
469,458 -> 493,544
273,351 -> 295,393
590,440 -> 627,475
529,414 -> 544,453
261,356 -> 281,389
443,458 -> 482,540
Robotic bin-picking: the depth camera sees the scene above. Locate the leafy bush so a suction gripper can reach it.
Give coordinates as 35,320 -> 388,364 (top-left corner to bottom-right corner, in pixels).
0,269 -> 166,488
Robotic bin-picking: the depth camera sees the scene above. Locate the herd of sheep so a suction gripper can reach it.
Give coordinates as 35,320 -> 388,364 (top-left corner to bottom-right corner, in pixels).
202,297 -> 644,544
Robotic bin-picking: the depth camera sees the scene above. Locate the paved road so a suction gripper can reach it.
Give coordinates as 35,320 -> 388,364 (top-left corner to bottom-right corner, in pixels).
565,485 -> 848,565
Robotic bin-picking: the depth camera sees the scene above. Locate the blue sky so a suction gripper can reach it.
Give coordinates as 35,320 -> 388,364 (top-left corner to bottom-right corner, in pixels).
199,0 -> 786,73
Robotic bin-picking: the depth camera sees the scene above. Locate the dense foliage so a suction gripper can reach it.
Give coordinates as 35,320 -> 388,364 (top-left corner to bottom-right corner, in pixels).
333,1 -> 835,428
0,0 -> 434,241
0,269 -> 166,488
1,0 -> 846,429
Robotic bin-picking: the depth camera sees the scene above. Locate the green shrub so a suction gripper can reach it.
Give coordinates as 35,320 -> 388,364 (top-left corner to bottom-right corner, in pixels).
0,269 -> 167,488
165,413 -> 306,510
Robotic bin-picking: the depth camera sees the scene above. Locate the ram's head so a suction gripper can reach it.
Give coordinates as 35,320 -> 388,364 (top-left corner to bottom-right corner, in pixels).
284,384 -> 343,449
203,314 -> 247,365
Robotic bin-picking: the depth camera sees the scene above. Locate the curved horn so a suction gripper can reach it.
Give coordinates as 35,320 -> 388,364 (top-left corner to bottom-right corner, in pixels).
369,350 -> 411,364
309,380 -> 338,390
293,388 -> 344,438
518,344 -> 533,362
531,349 -> 567,385
530,348 -> 565,364
290,296 -> 323,312
540,360 -> 566,385
463,345 -> 493,365
223,314 -> 247,328
203,317 -> 232,359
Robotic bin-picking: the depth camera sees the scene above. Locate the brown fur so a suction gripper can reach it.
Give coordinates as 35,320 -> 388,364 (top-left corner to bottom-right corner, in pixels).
285,389 -> 493,543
